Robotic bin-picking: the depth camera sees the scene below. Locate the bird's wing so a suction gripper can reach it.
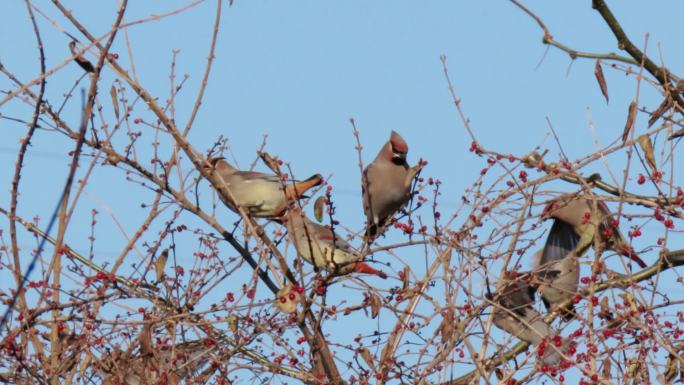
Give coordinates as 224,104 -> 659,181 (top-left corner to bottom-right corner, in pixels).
314,224 -> 357,254
235,171 -> 281,183
539,219 -> 580,265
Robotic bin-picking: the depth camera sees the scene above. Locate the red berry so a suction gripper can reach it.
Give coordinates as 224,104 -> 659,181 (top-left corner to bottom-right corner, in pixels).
553,335 -> 563,347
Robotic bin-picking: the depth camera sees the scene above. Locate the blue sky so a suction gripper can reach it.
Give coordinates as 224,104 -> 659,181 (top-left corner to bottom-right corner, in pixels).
1,1 -> 683,383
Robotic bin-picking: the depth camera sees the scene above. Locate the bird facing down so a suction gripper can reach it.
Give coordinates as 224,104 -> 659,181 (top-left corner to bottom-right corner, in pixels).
281,207 -> 387,278
362,130 -> 424,240
541,194 -> 647,268
532,220 -> 581,320
488,271 -> 569,367
206,157 -> 323,218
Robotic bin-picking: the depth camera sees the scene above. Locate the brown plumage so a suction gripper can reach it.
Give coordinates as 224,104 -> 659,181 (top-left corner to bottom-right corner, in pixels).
488,271 -> 568,367
362,131 -> 423,240
206,158 -> 322,218
282,207 -> 387,278
542,194 -> 647,268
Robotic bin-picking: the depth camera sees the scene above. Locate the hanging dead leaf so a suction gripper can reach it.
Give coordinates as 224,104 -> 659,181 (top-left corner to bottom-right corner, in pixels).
368,292 -> 382,319
227,316 -> 238,335
155,249 -> 169,282
139,324 -> 154,355
648,97 -> 672,128
637,134 -> 658,174
594,60 -> 609,104
438,310 -> 455,343
110,85 -> 120,120
602,357 -> 612,379
313,196 -> 326,223
494,368 -> 504,381
358,347 -> 376,371
628,358 -> 641,385
664,353 -> 679,384
622,101 -> 637,143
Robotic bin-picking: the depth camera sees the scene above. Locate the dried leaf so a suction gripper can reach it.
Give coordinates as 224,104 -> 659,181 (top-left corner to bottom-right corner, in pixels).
620,293 -> 639,313
438,311 -> 455,343
594,60 -> 609,104
368,292 -> 382,319
139,324 -> 154,355
649,98 -> 672,128
155,249 -> 168,282
358,347 -> 376,371
110,85 -> 120,120
622,101 -> 637,143
494,368 -> 504,381
602,357 -> 612,379
628,358 -> 641,382
313,196 -> 326,223
637,134 -> 657,174
670,128 -> 684,140
664,353 -> 679,384
227,316 -> 238,335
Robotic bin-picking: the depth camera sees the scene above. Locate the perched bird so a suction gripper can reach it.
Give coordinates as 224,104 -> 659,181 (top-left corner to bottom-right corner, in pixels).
541,194 -> 647,268
488,271 -> 568,367
206,157 -> 323,218
282,207 -> 387,278
532,219 -> 580,320
362,131 -> 423,239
